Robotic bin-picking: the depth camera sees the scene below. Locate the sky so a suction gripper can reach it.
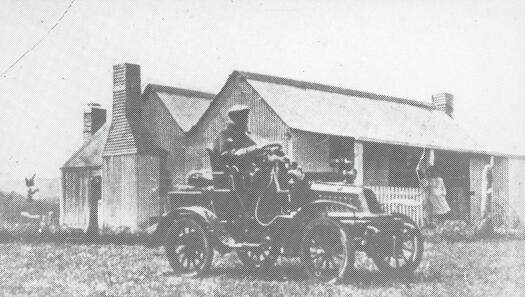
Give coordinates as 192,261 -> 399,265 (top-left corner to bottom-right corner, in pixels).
0,0 -> 524,188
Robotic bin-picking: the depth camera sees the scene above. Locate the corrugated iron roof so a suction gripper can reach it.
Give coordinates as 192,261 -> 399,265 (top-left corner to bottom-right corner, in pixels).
62,124 -> 109,168
149,84 -> 214,132
239,71 -> 486,154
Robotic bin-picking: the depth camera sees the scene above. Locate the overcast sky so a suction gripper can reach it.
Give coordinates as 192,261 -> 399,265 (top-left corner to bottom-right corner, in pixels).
0,0 -> 524,187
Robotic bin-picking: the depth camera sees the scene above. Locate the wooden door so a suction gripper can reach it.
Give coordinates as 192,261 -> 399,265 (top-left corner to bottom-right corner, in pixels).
87,176 -> 101,234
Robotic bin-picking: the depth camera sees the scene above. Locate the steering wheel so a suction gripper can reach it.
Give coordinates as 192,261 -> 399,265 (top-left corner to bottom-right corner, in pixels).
232,142 -> 283,157
259,142 -> 282,153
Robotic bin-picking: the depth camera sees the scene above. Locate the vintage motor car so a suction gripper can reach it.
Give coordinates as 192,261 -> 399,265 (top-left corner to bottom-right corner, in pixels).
150,142 -> 424,283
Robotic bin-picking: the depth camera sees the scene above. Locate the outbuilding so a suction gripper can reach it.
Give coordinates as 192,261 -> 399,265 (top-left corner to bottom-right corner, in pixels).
60,63 -> 214,231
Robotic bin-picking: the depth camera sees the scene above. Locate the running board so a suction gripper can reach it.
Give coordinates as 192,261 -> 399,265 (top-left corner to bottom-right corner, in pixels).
226,242 -> 264,248
218,236 -> 264,248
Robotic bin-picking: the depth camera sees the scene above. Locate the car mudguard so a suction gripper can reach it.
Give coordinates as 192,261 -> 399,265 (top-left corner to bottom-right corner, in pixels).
149,206 -> 233,253
281,199 -> 357,257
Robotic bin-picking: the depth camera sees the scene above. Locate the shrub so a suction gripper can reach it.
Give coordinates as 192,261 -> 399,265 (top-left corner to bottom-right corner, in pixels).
0,219 -> 72,243
422,218 -> 525,243
96,226 -> 151,245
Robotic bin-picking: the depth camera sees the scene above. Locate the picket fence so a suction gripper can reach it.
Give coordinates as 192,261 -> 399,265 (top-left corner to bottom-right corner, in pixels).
370,186 -> 426,227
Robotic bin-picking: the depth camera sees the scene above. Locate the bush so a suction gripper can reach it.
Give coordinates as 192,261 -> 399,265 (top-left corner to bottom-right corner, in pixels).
421,218 -> 525,243
0,221 -> 153,245
97,226 -> 151,245
422,220 -> 474,243
0,190 -> 66,243
438,220 -> 477,242
0,220 -> 73,243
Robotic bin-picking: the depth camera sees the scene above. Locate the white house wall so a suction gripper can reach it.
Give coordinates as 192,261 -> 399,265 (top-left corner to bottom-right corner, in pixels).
62,169 -> 90,229
137,155 -> 161,226
102,154 -> 138,229
509,158 -> 525,224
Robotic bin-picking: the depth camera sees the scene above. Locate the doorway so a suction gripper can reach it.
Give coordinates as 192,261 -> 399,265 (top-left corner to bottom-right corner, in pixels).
87,176 -> 101,234
435,150 -> 472,221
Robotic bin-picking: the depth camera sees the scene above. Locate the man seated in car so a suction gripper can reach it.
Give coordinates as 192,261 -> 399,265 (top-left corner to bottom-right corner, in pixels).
213,105 -> 258,174
212,105 -> 304,211
213,104 -> 295,176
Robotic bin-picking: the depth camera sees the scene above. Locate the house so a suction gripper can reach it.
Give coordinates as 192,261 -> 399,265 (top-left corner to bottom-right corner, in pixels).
60,63 -> 214,230
186,70 -> 525,225
61,63 -> 525,230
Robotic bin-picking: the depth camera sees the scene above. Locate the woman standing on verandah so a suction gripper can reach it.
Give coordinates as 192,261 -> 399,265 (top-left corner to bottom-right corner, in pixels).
421,166 -> 451,226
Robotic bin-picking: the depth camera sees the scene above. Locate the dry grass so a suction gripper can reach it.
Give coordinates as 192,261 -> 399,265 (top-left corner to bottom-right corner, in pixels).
0,239 -> 524,296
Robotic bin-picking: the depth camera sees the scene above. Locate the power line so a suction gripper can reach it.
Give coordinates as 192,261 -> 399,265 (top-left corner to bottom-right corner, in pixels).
0,0 -> 77,78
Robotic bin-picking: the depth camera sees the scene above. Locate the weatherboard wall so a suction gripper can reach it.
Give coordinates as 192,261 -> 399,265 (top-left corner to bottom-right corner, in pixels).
102,155 -> 138,229
101,154 -> 160,229
141,91 -> 187,185
137,155 -> 161,226
61,168 -> 91,229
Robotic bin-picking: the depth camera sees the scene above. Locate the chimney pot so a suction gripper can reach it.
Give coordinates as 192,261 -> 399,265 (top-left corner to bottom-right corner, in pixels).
432,93 -> 454,117
83,103 -> 106,143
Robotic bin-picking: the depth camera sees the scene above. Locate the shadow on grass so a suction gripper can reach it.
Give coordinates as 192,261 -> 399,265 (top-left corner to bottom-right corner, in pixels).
170,256 -> 439,288
342,269 -> 432,288
160,265 -> 306,281
209,262 -> 308,281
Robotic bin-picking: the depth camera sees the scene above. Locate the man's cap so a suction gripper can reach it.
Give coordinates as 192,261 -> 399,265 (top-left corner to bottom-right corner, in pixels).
228,105 -> 250,122
228,105 -> 250,115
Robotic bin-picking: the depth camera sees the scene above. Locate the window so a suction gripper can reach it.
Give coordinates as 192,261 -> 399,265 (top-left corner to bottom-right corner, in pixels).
388,146 -> 420,187
329,136 -> 355,166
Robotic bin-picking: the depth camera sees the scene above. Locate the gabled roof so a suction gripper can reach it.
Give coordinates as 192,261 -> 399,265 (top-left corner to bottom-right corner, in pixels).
219,71 -> 488,154
67,83 -> 212,167
238,71 -> 434,109
146,84 -> 214,132
62,124 -> 109,169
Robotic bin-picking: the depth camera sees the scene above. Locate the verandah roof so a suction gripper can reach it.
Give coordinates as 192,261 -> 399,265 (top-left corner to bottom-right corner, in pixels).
244,74 -> 486,154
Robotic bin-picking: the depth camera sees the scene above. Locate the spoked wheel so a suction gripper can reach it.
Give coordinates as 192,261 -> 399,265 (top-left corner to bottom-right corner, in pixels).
301,218 -> 354,283
164,217 -> 213,277
372,213 -> 423,274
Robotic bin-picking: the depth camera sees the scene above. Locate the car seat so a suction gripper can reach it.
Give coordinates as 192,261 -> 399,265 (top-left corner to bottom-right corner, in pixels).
206,148 -> 232,189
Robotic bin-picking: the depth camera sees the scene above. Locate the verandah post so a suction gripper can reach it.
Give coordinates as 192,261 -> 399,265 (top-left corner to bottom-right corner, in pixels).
354,141 -> 364,186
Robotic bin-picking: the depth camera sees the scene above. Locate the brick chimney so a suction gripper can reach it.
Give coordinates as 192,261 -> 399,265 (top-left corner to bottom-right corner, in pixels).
113,63 -> 141,127
432,93 -> 454,117
83,103 -> 106,143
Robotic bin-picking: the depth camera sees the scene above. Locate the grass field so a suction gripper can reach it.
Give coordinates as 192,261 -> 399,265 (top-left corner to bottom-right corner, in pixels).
1,239 -> 524,296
